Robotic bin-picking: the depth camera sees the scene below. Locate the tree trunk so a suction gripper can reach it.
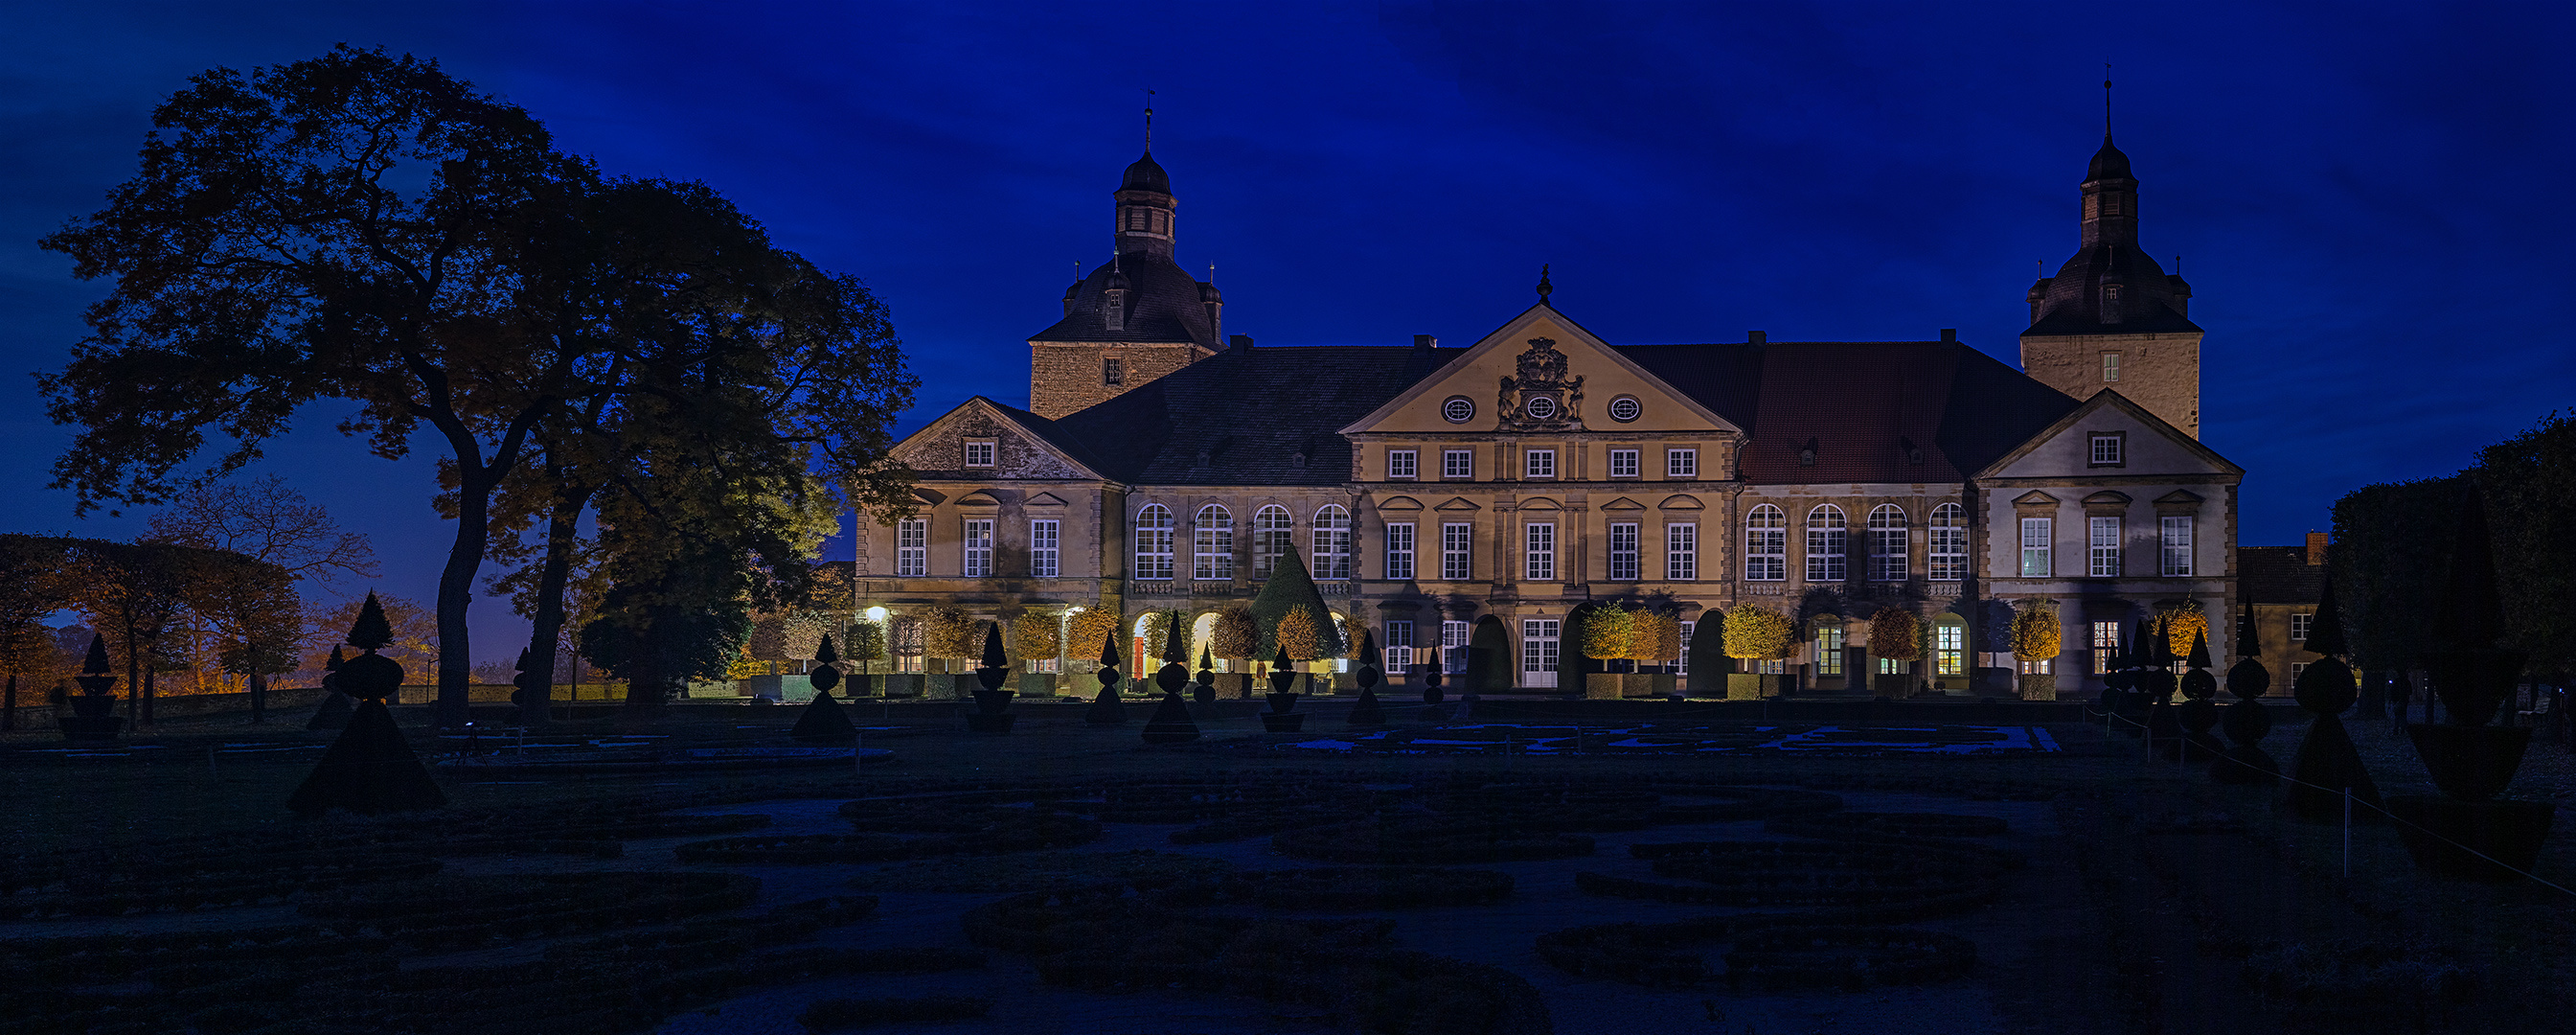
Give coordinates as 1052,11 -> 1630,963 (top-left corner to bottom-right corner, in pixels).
520,484 -> 588,730
248,670 -> 266,724
2,671 -> 15,731
435,476 -> 495,729
141,666 -> 155,726
617,623 -> 668,731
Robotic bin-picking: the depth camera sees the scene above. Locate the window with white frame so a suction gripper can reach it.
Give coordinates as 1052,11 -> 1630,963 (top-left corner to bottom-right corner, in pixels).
1521,618 -> 1561,686
964,440 -> 995,468
1194,504 -> 1234,580
1253,505 -> 1292,578
2160,516 -> 2194,577
1936,622 -> 1965,676
896,518 -> 927,577
2291,662 -> 2309,681
1312,505 -> 1352,579
1442,620 -> 1470,673
1608,522 -> 1640,582
1387,448 -> 1418,479
1806,505 -> 1848,582
2019,656 -> 2053,675
2019,517 -> 2052,577
962,518 -> 994,578
1525,448 -> 1556,479
1928,503 -> 1966,582
1384,620 -> 1415,671
2092,620 -> 2120,675
1030,519 -> 1060,578
2089,433 -> 2123,466
1384,522 -> 1416,580
1667,448 -> 1698,478
1868,504 -> 1908,582
2102,352 -> 2121,382
1133,504 -> 1174,580
1815,624 -> 1845,676
1608,448 -> 1639,478
1524,522 -> 1556,581
1744,504 -> 1788,581
2089,517 -> 2122,577
1443,448 -> 1474,479
1441,522 -> 1472,581
2291,611 -> 2313,643
1667,522 -> 1698,581
1676,620 -> 1695,674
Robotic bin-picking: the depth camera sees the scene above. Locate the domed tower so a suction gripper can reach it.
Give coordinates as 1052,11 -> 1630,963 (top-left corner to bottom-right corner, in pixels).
2018,132 -> 2204,437
1027,150 -> 1223,419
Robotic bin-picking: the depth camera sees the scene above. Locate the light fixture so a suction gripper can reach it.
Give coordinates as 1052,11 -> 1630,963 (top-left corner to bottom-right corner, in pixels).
864,606 -> 889,623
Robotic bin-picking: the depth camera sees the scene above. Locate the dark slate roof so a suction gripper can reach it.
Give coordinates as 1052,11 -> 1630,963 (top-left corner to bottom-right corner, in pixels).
1120,151 -> 1172,195
2025,245 -> 2201,335
1047,346 -> 1465,485
2239,545 -> 2327,605
2086,134 -> 2133,182
1027,252 -> 1218,345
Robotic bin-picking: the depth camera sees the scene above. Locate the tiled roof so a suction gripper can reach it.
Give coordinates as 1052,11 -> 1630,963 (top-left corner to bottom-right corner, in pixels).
2239,545 -> 2327,605
1027,251 -> 1217,346
1047,346 -> 1465,485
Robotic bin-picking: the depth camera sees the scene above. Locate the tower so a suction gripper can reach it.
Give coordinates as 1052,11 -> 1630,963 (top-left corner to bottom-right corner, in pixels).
2018,131 -> 2204,437
1027,150 -> 1223,419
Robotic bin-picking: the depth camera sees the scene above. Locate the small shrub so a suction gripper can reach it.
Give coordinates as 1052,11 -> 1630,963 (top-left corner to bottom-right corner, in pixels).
1723,607 -> 1795,661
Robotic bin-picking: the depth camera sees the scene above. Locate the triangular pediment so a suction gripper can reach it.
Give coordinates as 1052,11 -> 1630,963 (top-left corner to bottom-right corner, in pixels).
1338,303 -> 1743,437
1601,495 -> 1645,511
1434,496 -> 1483,512
887,397 -> 1104,480
1977,390 -> 2244,480
1025,492 -> 1071,508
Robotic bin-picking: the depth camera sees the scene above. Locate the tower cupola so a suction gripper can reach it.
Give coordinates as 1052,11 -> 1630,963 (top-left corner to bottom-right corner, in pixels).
1114,151 -> 1177,259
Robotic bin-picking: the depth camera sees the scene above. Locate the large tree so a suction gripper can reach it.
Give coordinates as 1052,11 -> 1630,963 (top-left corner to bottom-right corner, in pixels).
40,46 -> 600,727
145,474 -> 378,589
2329,475 -> 2468,672
2475,411 -> 2576,678
0,537 -> 70,731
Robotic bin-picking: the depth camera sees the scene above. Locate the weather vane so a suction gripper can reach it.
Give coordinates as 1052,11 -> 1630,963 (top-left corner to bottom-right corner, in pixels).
1144,87 -> 1155,150
2104,63 -> 2113,136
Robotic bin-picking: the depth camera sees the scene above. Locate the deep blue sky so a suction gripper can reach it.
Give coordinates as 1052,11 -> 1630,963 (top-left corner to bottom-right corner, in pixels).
5,3 -> 2570,663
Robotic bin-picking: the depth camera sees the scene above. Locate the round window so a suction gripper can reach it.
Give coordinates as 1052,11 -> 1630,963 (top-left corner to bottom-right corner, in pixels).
1523,395 -> 1558,420
1607,396 -> 1642,423
1442,397 -> 1475,424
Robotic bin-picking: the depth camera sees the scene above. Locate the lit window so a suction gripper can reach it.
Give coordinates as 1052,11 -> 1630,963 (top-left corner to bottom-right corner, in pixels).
1030,519 -> 1060,578
1928,503 -> 1966,582
2019,657 -> 2053,675
1526,448 -> 1556,479
964,440 -> 996,468
1384,522 -> 1415,580
2092,620 -> 2120,675
1253,505 -> 1292,578
1609,448 -> 1639,478
1806,505 -> 1847,582
1133,504 -> 1174,580
2160,517 -> 2194,577
1666,522 -> 1697,581
896,518 -> 926,577
1387,448 -> 1418,479
1194,504 -> 1234,580
962,519 -> 993,578
1443,449 -> 1474,479
1524,522 -> 1556,581
1312,505 -> 1352,580
2089,517 -> 2122,577
2019,517 -> 2052,577
1815,625 -> 1844,677
1744,504 -> 1787,581
1936,623 -> 1965,676
1868,504 -> 1908,582
1667,448 -> 1698,478
2090,433 -> 2123,467
1608,522 -> 1640,582
1441,522 -> 1472,581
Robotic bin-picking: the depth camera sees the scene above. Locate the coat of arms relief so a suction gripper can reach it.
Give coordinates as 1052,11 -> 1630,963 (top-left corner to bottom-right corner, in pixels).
1497,337 -> 1584,431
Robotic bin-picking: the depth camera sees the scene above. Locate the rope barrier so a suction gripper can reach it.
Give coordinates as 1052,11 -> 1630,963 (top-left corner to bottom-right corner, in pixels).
2081,702 -> 2576,898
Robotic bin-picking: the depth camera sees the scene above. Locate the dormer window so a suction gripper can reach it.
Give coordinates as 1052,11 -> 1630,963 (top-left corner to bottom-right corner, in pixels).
2100,284 -> 2124,324
964,440 -> 996,468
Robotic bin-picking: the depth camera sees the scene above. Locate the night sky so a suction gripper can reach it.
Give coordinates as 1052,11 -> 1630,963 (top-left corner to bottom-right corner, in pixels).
5,3 -> 2570,664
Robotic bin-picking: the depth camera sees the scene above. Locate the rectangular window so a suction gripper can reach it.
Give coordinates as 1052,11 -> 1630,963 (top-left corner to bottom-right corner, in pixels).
1386,448 -> 1418,479
1608,448 -> 1639,478
1929,520 -> 1966,582
1443,448 -> 1474,479
1103,357 -> 1123,385
1384,522 -> 1416,580
962,519 -> 994,578
1667,448 -> 1698,478
2089,517 -> 2122,577
2102,353 -> 2121,382
1525,448 -> 1556,479
1880,656 -> 1904,675
1607,522 -> 1640,582
1666,522 -> 1698,581
1524,522 -> 1556,581
1441,523 -> 1472,581
964,440 -> 995,468
1030,519 -> 1060,578
2019,518 -> 2053,577
1937,623 -> 1966,676
2092,620 -> 2120,675
1676,621 -> 1695,674
2291,612 -> 2313,643
2291,662 -> 2309,682
1384,620 -> 1415,672
2089,433 -> 2124,467
2019,657 -> 2053,675
1442,620 -> 1470,674
2160,516 -> 2195,577
896,518 -> 927,577
1816,626 -> 1845,677
1520,619 -> 1560,688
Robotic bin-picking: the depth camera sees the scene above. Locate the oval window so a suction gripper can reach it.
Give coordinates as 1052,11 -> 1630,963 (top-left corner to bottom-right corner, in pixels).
1523,395 -> 1558,420
1442,397 -> 1475,424
1607,396 -> 1641,423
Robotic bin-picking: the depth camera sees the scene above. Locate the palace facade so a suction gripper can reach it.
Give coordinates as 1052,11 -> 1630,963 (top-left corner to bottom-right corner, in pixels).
853,132 -> 2246,696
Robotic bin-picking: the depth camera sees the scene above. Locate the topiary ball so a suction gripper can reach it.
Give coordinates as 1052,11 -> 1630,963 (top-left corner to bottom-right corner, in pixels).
2224,657 -> 2269,701
2292,656 -> 2357,715
2180,669 -> 2217,700
2140,669 -> 2178,703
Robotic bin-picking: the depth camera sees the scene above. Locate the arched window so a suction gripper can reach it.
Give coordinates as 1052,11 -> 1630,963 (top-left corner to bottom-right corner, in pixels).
1133,504 -> 1174,581
1744,504 -> 1787,582
1193,504 -> 1234,580
1806,504 -> 1847,582
1312,505 -> 1352,580
1928,503 -> 1966,582
1253,505 -> 1293,578
1868,504 -> 1909,582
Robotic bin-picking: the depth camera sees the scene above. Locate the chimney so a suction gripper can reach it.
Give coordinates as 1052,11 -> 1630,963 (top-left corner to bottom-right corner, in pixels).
1748,331 -> 1767,345
1939,328 -> 1956,342
2306,531 -> 2328,566
1413,334 -> 1437,350
1228,334 -> 1254,353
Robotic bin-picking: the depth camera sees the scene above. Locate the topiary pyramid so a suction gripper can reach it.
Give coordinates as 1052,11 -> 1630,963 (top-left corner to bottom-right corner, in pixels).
287,592 -> 445,816
1246,551 -> 1343,659
1142,611 -> 1201,744
1347,629 -> 1385,727
791,633 -> 857,746
2215,599 -> 2278,784
2285,576 -> 2381,821
308,645 -> 353,730
1193,646 -> 1218,706
1084,628 -> 1128,725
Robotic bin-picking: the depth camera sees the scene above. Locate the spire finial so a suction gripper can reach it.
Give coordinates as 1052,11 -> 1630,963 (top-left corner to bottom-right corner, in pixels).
2103,63 -> 2113,140
1143,87 -> 1155,150
1536,263 -> 1552,303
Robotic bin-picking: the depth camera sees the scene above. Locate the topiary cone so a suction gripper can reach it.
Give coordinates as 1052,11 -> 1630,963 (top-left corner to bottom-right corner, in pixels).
1085,629 -> 1128,725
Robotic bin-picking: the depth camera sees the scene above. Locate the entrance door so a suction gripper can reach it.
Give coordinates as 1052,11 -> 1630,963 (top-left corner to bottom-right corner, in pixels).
1521,619 -> 1560,688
